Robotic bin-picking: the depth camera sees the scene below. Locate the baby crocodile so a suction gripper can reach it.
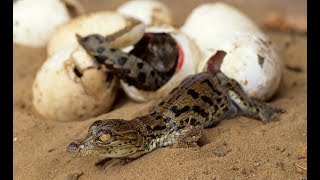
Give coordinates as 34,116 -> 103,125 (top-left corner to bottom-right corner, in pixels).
66,71 -> 284,159
77,31 -> 178,91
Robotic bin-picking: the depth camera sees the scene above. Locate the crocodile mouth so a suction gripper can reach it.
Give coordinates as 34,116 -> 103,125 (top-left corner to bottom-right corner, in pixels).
66,141 -> 98,157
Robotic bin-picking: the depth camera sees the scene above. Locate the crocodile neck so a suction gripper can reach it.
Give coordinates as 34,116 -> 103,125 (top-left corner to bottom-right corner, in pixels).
131,113 -> 181,155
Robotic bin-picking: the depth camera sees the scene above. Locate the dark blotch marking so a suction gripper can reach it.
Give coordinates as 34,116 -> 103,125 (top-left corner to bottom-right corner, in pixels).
106,73 -> 113,82
154,78 -> 159,86
155,115 -> 162,120
169,106 -> 179,115
110,48 -> 116,52
138,73 -> 146,83
213,104 -> 219,111
164,117 -> 171,123
97,47 -> 105,54
187,89 -> 199,99
201,96 -> 213,106
150,71 -> 155,77
118,56 -> 128,65
153,124 -> 166,131
222,106 -> 229,112
192,105 -> 209,118
178,106 -> 191,116
190,118 -> 197,126
94,55 -> 108,64
73,67 -> 82,78
170,105 -> 190,117
137,62 -> 144,69
201,79 -> 222,95
258,54 -> 264,68
216,97 -> 222,103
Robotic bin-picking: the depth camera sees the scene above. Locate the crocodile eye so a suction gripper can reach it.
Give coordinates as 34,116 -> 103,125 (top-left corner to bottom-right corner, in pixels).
99,133 -> 111,142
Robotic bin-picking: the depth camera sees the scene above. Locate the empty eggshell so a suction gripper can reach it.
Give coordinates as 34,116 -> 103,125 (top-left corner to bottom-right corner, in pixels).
47,11 -> 146,56
117,0 -> 172,26
32,45 -> 119,122
13,0 -> 71,47
121,25 -> 202,102
181,2 -> 283,101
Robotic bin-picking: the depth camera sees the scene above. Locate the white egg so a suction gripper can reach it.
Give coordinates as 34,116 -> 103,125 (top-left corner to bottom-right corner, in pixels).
32,45 -> 119,122
181,2 -> 282,101
13,0 -> 70,47
47,11 -> 146,56
121,25 -> 202,102
117,0 -> 172,26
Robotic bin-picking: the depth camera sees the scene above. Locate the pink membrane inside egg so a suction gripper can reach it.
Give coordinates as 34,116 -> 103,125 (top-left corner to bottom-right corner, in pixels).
174,44 -> 184,74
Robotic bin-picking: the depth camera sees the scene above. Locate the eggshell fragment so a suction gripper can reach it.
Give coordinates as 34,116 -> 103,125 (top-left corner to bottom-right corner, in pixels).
47,11 -> 146,56
117,0 -> 172,26
32,46 -> 119,122
181,2 -> 282,101
121,25 -> 202,102
13,0 -> 70,47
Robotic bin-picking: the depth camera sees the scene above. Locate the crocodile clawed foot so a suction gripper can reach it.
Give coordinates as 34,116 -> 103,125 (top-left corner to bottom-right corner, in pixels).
173,125 -> 204,149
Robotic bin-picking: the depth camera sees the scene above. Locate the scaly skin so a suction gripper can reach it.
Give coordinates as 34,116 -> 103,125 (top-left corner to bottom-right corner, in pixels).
66,72 -> 284,159
76,31 -> 178,91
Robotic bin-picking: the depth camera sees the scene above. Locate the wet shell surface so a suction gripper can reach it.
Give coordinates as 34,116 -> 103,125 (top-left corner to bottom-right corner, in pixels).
181,2 -> 282,101
13,0 -> 70,47
32,45 -> 119,122
117,0 -> 172,26
121,25 -> 202,102
47,11 -> 146,56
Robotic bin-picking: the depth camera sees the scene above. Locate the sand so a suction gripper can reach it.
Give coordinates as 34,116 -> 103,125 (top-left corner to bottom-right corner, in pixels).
13,0 -> 307,179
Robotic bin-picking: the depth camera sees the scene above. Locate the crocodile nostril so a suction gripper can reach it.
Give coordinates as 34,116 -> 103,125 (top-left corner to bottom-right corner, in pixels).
66,142 -> 80,153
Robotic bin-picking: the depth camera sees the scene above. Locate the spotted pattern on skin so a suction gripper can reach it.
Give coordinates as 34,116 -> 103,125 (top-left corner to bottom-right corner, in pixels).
77,33 -> 179,91
67,72 -> 285,160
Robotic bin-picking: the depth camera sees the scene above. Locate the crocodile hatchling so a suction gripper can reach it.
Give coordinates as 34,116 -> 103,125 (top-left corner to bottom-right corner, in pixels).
66,57 -> 284,159
76,28 -> 178,91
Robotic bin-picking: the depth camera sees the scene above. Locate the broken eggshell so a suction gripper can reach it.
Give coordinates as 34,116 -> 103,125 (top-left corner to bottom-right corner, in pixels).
47,11 -> 146,56
117,0 -> 172,26
181,2 -> 282,101
13,0 -> 71,47
121,25 -> 202,102
32,45 -> 119,122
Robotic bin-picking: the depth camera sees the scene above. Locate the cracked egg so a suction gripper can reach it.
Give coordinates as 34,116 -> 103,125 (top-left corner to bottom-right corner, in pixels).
32,45 -> 119,122
47,11 -> 146,56
117,0 -> 172,26
181,2 -> 283,101
121,25 -> 202,102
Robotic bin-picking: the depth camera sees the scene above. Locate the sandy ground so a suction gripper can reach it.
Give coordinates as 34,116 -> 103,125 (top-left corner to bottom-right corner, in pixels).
13,0 -> 307,179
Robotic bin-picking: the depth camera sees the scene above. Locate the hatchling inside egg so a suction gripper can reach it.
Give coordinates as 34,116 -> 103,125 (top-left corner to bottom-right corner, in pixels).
181,2 -> 283,101
77,25 -> 202,102
120,25 -> 202,102
33,12 -> 147,122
